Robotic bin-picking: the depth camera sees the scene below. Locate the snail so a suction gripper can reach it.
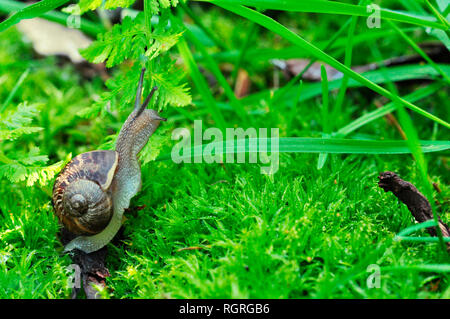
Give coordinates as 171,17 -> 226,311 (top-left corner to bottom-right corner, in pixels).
52,68 -> 166,254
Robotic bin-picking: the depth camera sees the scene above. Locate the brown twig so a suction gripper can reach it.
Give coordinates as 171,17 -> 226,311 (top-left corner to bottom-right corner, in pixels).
378,171 -> 450,250
374,100 -> 407,140
61,228 -> 110,299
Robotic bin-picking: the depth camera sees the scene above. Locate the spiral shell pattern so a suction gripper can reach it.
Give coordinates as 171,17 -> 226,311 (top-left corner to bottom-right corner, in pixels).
52,150 -> 118,235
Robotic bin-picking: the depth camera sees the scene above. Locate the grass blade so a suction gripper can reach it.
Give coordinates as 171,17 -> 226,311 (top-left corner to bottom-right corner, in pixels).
0,0 -> 70,33
333,13 -> 358,124
270,17 -> 352,107
157,137 -> 450,161
397,220 -> 438,237
176,36 -> 227,131
0,68 -> 29,113
0,0 -> 103,36
213,4 -> 450,128
198,27 -> 419,64
317,65 -> 329,170
423,0 -> 450,28
176,14 -> 250,124
179,1 -> 229,50
196,0 -> 447,30
388,20 -> 450,83
245,64 -> 450,108
336,82 -> 444,137
395,237 -> 450,243
370,45 -> 448,255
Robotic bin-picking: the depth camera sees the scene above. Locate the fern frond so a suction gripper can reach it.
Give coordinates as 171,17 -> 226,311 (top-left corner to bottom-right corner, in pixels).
24,155 -> 70,187
0,153 -> 71,187
0,102 -> 69,187
0,102 -> 41,129
0,103 -> 43,141
150,58 -> 192,108
0,127 -> 43,141
76,0 -> 180,14
18,147 -> 48,165
81,15 -> 147,68
104,0 -> 137,10
139,125 -> 171,165
77,2 -> 190,122
81,12 -> 183,68
149,0 -> 180,15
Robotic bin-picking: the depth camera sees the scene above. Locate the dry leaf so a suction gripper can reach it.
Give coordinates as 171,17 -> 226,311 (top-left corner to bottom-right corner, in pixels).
17,18 -> 92,63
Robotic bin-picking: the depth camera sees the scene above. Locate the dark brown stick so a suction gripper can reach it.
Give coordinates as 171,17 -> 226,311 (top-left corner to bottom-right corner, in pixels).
61,228 -> 110,299
378,172 -> 450,250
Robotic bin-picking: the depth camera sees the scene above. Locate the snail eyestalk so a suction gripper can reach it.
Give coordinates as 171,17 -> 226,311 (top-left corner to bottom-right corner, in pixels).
136,86 -> 158,118
134,68 -> 146,111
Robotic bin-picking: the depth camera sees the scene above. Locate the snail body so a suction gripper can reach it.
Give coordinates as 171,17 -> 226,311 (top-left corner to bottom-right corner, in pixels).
52,68 -> 166,253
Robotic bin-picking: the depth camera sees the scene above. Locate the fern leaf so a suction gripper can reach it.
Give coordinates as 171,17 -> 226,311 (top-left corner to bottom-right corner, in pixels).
0,153 -> 71,187
77,0 -> 103,13
25,155 -> 70,187
150,58 -> 192,108
0,127 -> 43,141
81,15 -> 147,68
139,125 -> 171,165
0,102 -> 41,129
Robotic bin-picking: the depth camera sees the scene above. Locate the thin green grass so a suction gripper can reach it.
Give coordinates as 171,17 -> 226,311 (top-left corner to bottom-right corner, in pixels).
336,82 -> 444,137
176,13 -> 250,124
244,64 -> 450,109
177,36 -> 227,131
197,0 -> 448,30
317,65 -> 330,170
388,21 -> 450,84
212,4 -> 450,128
157,137 -> 450,162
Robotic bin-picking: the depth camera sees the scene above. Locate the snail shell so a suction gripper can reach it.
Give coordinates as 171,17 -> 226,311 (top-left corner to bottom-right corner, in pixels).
52,150 -> 118,235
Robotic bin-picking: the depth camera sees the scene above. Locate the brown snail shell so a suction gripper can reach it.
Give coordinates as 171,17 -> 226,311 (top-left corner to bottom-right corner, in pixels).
52,150 -> 118,235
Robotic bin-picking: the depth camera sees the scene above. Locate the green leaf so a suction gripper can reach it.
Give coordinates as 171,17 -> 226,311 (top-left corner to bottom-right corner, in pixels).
24,155 -> 70,187
139,126 -> 171,165
157,137 -> 450,162
213,4 -> 450,128
0,127 -> 43,141
81,14 -> 147,68
196,0 -> 448,30
18,147 -> 48,165
104,0 -> 137,10
150,58 -> 192,109
0,102 -> 43,141
0,102 -> 41,129
0,152 -> 71,187
177,36 -> 226,130
77,0 -> 103,13
396,220 -> 438,237
0,0 -> 70,33
77,0 -> 181,14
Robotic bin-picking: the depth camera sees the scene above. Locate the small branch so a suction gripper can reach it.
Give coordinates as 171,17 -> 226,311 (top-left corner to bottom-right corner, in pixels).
61,228 -> 110,299
374,100 -> 406,140
378,171 -> 450,250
